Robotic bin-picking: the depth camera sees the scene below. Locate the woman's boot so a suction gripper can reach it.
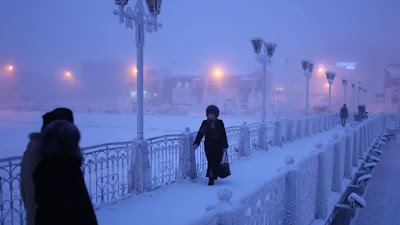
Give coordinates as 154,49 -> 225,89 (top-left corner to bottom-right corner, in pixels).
208,170 -> 215,186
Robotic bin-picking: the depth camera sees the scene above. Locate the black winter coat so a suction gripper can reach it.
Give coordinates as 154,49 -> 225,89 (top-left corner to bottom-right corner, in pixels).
340,107 -> 349,118
193,119 -> 229,176
33,120 -> 98,225
34,158 -> 98,225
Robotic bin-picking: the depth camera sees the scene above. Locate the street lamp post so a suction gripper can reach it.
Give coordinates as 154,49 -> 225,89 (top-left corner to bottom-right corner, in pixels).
363,89 -> 367,105
301,60 -> 314,115
250,38 -> 277,122
113,0 -> 162,140
357,83 -> 362,107
352,83 -> 356,111
326,71 -> 336,111
342,79 -> 348,104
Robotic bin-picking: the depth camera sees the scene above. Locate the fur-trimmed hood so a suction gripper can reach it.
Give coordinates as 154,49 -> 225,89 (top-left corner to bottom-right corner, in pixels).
40,120 -> 82,159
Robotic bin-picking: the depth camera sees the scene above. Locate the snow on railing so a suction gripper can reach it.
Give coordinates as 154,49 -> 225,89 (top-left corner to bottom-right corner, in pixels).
190,113 -> 394,225
0,112 -> 343,224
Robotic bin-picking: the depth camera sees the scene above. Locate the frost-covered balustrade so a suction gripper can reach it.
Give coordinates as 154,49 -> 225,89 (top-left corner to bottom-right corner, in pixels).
0,112 -> 339,225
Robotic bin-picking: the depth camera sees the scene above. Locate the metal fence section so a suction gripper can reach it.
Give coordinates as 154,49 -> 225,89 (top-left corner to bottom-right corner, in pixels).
0,156 -> 24,225
193,136 -> 208,174
266,121 -> 276,147
225,126 -> 243,163
81,142 -> 133,206
248,123 -> 261,153
147,135 -> 182,189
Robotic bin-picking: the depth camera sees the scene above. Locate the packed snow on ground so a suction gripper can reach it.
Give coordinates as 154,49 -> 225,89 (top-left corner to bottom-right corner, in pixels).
96,125 -> 347,225
0,110 -> 258,158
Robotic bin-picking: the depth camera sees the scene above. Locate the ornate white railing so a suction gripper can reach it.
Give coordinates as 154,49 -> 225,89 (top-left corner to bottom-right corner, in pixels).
0,156 -> 25,225
0,112 -> 341,225
147,135 -> 182,189
81,141 -> 133,206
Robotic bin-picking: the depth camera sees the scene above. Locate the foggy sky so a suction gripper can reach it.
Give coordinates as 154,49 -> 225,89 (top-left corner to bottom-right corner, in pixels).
1,0 -> 400,94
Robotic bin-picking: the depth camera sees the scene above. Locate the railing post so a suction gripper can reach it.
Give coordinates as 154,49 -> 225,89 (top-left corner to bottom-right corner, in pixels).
128,139 -> 151,194
332,141 -> 342,193
286,119 -> 294,142
239,122 -> 251,157
312,116 -> 317,134
295,119 -> 302,140
344,134 -> 353,178
352,130 -> 359,166
323,114 -> 328,131
189,131 -> 198,179
318,115 -> 323,133
284,169 -> 298,225
363,124 -> 367,153
316,150 -> 328,219
273,120 -> 283,147
304,117 -> 310,137
259,123 -> 268,150
359,125 -> 365,159
180,128 -> 197,179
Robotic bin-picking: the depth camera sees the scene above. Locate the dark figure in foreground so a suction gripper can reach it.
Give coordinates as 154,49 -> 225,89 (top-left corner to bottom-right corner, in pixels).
193,105 -> 229,186
340,104 -> 349,127
32,108 -> 98,225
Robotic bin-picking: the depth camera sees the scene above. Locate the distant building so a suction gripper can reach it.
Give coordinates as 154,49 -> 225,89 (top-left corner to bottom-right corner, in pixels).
80,62 -> 170,103
383,64 -> 400,111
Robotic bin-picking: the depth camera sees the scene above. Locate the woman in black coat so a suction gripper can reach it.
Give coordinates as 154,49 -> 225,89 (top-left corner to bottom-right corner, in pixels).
193,105 -> 229,185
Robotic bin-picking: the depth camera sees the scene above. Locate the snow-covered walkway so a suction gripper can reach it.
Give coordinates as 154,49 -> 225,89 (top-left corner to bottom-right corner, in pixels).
354,132 -> 400,225
96,125 -> 347,225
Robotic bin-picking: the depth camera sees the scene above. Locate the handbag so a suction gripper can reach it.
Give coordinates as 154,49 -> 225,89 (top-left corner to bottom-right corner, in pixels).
218,151 -> 231,178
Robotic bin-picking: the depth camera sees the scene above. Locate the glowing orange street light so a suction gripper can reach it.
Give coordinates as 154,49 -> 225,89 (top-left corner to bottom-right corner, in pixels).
64,71 -> 73,80
214,69 -> 222,78
318,67 -> 325,74
131,66 -> 138,76
6,65 -> 14,72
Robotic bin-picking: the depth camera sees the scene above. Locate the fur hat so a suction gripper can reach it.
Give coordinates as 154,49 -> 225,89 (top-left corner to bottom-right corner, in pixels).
206,105 -> 220,118
41,108 -> 74,131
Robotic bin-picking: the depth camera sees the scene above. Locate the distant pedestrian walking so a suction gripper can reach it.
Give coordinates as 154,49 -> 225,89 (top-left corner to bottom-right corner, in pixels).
340,104 -> 349,127
32,108 -> 98,225
193,105 -> 229,186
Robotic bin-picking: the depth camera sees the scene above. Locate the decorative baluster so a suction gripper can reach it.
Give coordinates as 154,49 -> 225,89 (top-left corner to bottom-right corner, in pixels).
0,176 -> 5,224
8,162 -> 14,225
